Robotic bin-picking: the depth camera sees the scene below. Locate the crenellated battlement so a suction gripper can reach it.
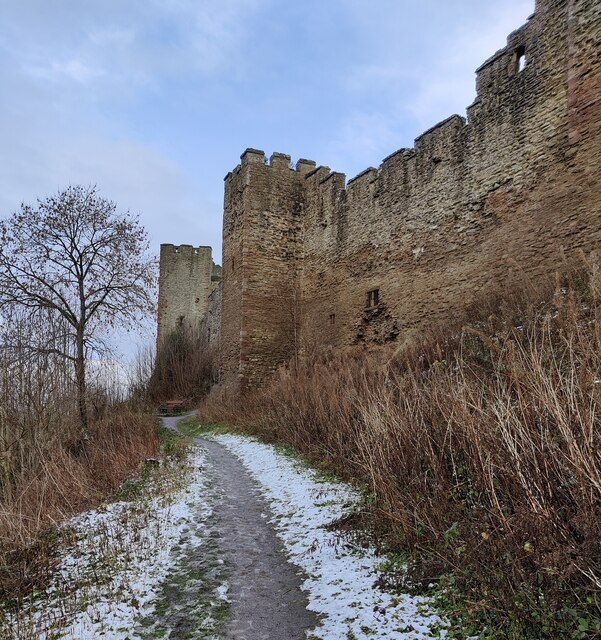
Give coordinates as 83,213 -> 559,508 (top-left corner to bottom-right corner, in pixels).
160,243 -> 212,255
304,165 -> 331,181
269,152 -> 291,170
240,147 -> 266,166
238,148 -> 317,173
212,0 -> 601,391
296,158 -> 317,174
232,105 -> 465,208
347,167 -> 377,187
320,171 -> 345,187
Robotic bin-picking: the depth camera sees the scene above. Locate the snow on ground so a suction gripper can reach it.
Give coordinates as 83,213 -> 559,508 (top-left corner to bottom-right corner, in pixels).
214,434 -> 446,640
7,431 -> 447,640
7,448 -> 222,640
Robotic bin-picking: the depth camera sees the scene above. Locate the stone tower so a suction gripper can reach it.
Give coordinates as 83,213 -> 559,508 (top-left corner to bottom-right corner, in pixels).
157,244 -> 221,345
218,0 -> 601,392
221,150 -> 316,390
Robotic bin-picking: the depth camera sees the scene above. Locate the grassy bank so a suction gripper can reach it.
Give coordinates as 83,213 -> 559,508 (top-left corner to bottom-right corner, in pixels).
0,408 -> 162,605
199,265 -> 601,638
1,425 -> 197,639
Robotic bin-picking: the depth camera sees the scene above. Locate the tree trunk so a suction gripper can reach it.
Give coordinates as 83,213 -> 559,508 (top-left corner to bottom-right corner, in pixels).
75,326 -> 89,445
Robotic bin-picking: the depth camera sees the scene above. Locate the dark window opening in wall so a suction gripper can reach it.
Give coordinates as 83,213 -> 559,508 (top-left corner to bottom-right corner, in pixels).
329,313 -> 336,325
177,315 -> 185,327
195,297 -> 200,304
515,45 -> 526,73
366,289 -> 380,308
231,257 -> 235,271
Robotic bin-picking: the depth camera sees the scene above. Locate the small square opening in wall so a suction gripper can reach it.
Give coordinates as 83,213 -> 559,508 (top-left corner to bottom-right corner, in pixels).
515,45 -> 526,73
329,313 -> 336,325
366,288 -> 380,308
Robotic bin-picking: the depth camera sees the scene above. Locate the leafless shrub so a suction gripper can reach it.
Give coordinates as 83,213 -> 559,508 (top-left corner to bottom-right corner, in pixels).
148,322 -> 216,405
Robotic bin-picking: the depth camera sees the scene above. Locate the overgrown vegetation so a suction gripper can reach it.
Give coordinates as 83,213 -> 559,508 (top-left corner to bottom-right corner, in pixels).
0,397 -> 159,605
0,188 -> 161,609
3,427 -> 195,640
139,322 -> 216,407
199,261 -> 601,638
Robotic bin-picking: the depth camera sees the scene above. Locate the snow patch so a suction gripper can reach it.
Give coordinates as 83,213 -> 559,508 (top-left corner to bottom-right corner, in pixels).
9,449 -> 217,640
214,434 -> 446,639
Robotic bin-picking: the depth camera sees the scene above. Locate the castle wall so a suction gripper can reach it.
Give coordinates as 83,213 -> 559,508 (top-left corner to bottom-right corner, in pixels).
157,244 -> 216,345
298,0 -> 600,354
212,0 -> 600,391
221,169 -> 244,387
202,281 -> 222,349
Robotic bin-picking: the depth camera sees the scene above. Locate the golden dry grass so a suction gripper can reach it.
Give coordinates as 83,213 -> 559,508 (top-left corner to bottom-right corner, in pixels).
199,262 -> 601,636
0,407 -> 159,601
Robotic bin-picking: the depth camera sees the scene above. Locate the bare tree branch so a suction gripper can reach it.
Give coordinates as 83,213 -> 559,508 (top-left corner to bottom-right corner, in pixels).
0,185 -> 157,437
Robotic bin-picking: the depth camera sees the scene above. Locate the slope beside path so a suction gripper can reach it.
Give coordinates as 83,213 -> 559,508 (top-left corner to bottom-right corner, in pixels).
6,415 -> 445,639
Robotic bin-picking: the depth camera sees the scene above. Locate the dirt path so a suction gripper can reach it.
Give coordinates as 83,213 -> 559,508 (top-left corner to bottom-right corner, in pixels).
162,416 -> 317,640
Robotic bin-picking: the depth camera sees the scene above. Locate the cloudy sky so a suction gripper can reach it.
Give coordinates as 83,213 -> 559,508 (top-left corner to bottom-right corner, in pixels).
1,0 -> 535,266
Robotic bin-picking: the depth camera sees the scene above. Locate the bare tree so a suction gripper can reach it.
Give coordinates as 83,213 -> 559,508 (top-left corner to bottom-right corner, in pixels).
0,185 -> 156,440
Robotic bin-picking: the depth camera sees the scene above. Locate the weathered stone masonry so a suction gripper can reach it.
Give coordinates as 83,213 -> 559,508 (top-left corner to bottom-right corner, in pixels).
157,244 -> 221,346
159,0 -> 601,392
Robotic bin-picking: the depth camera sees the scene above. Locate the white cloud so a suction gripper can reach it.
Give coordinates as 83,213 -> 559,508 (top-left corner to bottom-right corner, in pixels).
321,0 -> 534,176
2,0 -> 266,96
26,59 -> 106,84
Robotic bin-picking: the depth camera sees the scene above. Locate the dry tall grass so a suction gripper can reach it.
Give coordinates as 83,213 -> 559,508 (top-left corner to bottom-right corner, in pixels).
146,323 -> 216,404
0,408 -> 159,598
199,263 -> 601,637
0,310 -> 159,602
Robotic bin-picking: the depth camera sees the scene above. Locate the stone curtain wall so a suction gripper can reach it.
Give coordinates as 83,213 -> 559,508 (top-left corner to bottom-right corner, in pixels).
216,0 -> 600,389
157,244 -> 217,346
204,281 -> 223,348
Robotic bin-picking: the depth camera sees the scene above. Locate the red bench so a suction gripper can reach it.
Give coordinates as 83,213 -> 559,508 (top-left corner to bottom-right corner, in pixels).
160,399 -> 185,413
